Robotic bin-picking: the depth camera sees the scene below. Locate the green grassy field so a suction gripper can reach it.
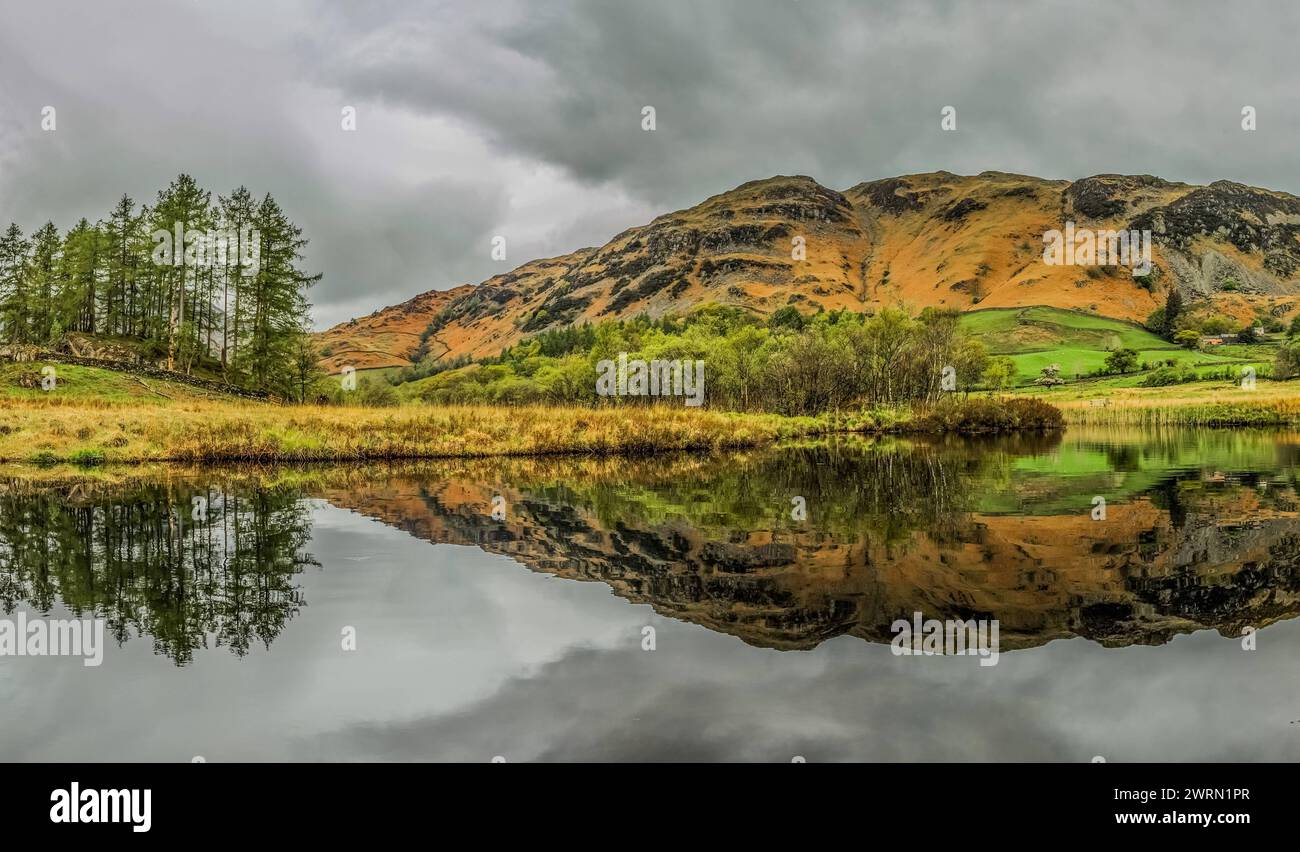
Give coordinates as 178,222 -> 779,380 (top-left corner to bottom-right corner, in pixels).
959,306 -> 1252,384
0,362 -> 229,404
353,365 -> 403,383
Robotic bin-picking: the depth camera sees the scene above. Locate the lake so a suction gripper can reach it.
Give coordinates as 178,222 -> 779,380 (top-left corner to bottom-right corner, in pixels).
3,427 -> 1300,761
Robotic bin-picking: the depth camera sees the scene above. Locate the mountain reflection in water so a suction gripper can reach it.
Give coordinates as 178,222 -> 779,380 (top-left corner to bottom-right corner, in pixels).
4,427 -> 1300,665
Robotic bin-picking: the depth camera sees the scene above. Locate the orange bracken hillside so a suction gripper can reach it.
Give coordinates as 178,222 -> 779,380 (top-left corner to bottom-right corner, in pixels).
315,286 -> 472,374
318,171 -> 1300,371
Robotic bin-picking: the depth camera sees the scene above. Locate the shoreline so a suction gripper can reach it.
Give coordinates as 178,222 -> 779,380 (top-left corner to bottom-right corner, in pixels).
5,384 -> 1300,470
0,400 -> 831,467
0,397 -> 1066,468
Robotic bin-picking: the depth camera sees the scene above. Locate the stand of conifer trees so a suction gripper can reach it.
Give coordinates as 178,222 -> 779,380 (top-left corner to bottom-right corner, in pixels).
0,174 -> 321,398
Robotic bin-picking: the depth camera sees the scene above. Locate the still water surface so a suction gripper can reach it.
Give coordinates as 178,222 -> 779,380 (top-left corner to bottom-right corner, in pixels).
3,427 -> 1299,761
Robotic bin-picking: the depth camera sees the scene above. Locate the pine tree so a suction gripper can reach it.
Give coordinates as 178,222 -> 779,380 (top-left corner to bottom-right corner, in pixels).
28,223 -> 62,344
1163,287 -> 1184,339
218,187 -> 257,378
288,324 -> 325,402
150,174 -> 211,371
56,218 -> 102,335
101,195 -> 137,338
0,223 -> 31,344
244,193 -> 319,392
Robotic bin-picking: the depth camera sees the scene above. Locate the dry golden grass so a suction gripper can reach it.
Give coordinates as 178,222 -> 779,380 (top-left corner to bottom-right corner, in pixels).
1050,381 -> 1300,426
0,399 -> 825,464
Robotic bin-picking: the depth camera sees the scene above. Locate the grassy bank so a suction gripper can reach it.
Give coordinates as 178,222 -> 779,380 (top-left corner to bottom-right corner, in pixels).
0,361 -> 234,403
6,361 -> 1297,465
51,349 -> 1300,464
0,398 -> 837,464
1032,380 -> 1300,426
0,391 -> 1072,466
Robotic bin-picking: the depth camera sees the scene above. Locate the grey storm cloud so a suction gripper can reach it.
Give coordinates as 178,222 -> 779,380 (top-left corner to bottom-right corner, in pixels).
317,0 -> 1300,199
3,0 -> 1300,328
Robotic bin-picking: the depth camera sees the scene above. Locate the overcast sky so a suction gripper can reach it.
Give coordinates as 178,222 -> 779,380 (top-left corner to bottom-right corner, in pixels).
2,0 -> 1298,328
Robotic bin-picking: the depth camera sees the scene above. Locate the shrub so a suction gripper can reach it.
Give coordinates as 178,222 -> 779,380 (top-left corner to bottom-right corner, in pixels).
1103,348 -> 1140,374
909,397 -> 1064,433
1034,363 -> 1064,388
1275,343 -> 1300,380
767,305 -> 806,332
1199,315 -> 1234,335
1203,364 -> 1272,383
69,448 -> 107,466
1145,306 -> 1167,335
28,450 -> 60,467
981,356 -> 1016,391
1140,364 -> 1198,387
358,378 -> 399,407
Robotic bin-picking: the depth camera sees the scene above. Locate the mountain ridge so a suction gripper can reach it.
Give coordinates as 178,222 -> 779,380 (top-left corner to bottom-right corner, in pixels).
317,170 -> 1300,373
